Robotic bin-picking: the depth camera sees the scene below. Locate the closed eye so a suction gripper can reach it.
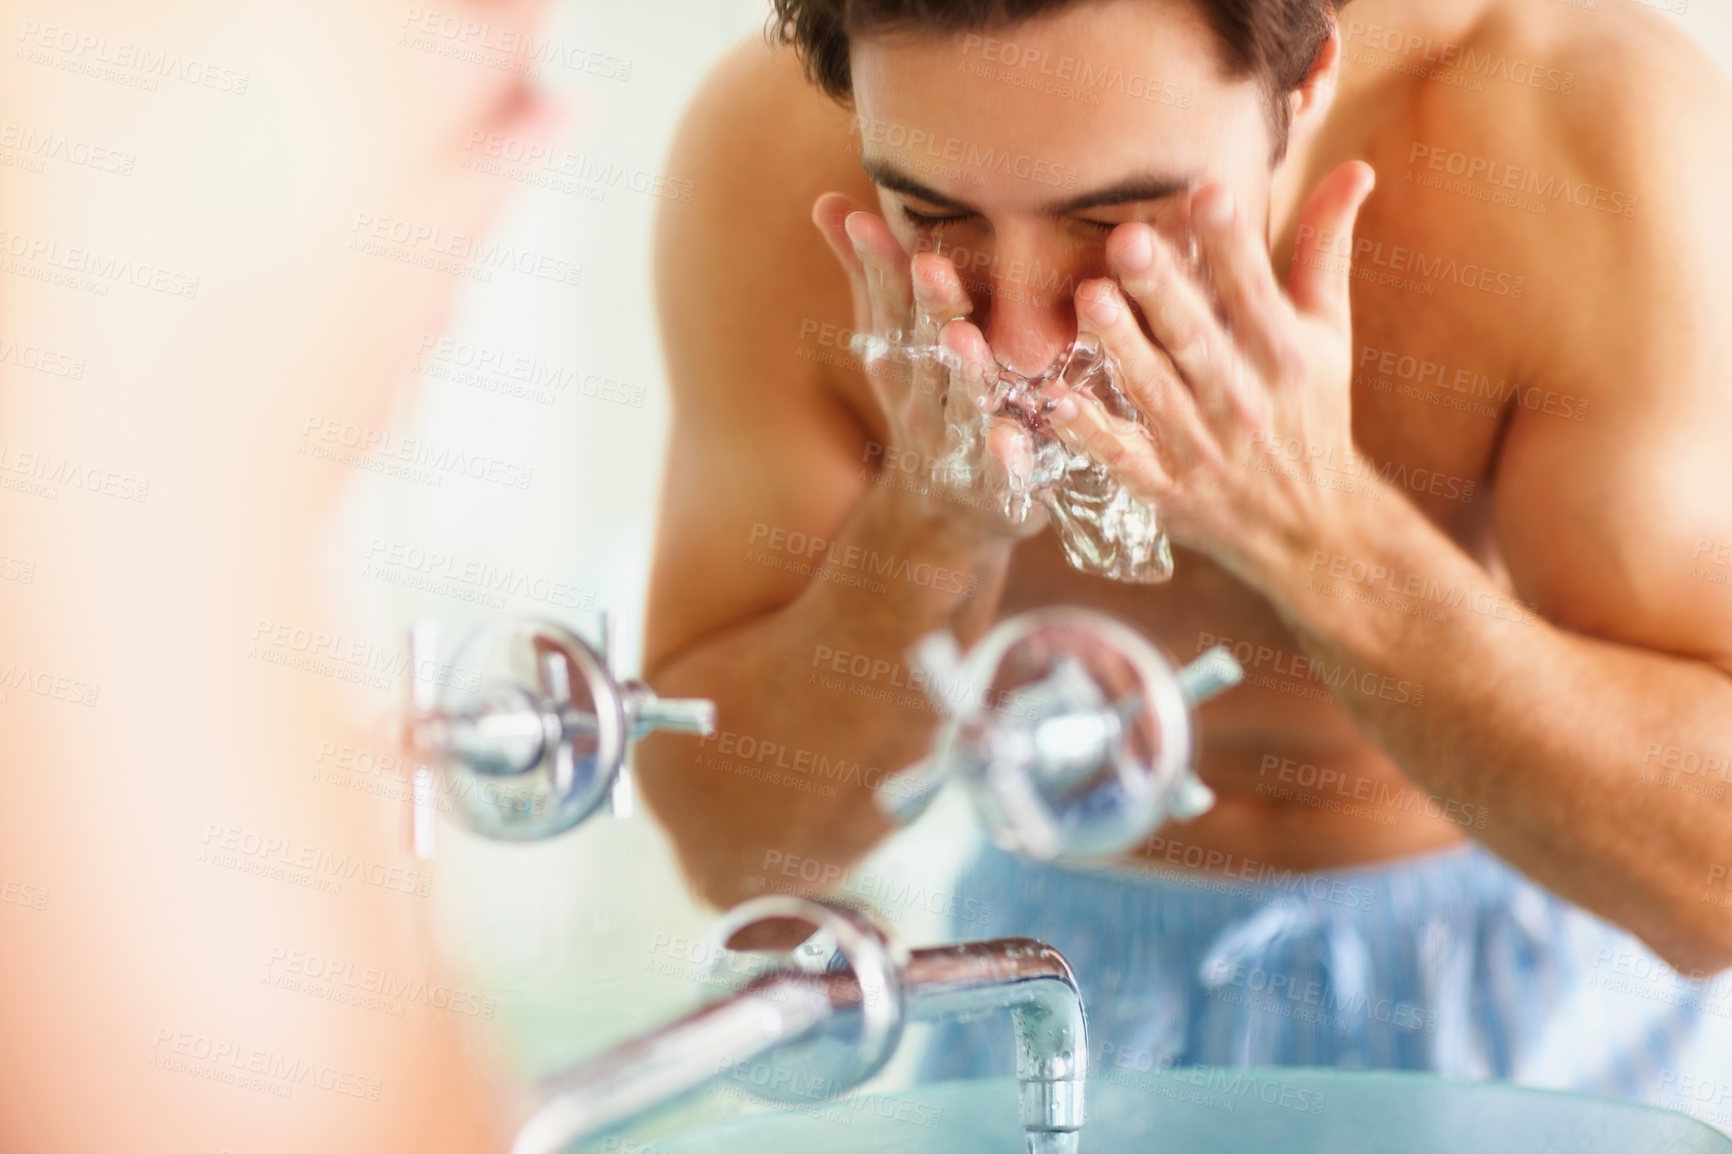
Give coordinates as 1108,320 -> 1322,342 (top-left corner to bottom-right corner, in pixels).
901,207 -> 973,229
902,209 -> 1118,234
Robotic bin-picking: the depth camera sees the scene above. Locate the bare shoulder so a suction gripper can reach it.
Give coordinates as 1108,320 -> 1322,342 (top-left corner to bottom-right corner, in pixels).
1351,0 -> 1732,379
1455,0 -> 1732,182
656,33 -> 878,417
645,36 -> 880,671
1465,1 -> 1732,372
1401,1 -> 1732,656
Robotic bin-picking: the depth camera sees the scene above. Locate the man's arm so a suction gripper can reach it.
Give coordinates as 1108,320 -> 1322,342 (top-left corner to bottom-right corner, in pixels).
636,40 -> 1013,907
1054,18 -> 1732,972
1270,450 -> 1732,975
1252,29 -> 1732,971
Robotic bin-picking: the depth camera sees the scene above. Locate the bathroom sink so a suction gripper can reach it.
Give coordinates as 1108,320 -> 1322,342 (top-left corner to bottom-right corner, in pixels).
642,1069 -> 1732,1153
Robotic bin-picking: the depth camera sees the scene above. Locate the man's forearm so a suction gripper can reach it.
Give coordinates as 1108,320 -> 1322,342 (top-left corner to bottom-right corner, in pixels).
639,482 -> 1015,907
1250,479 -> 1732,971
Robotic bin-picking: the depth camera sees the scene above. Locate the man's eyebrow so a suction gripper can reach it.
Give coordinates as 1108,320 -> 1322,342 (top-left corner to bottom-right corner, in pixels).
862,157 -> 1195,215
1046,175 -> 1196,214
861,158 -> 976,212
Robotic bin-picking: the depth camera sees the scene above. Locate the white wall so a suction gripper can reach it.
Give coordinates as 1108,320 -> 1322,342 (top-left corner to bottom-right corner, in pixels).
1664,0 -> 1732,76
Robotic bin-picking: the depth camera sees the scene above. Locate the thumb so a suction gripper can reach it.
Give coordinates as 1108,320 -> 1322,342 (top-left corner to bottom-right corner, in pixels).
812,191 -> 874,336
1287,160 -> 1376,328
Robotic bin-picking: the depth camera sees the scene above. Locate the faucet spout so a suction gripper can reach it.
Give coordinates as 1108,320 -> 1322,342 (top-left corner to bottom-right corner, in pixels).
509,900 -> 1088,1154
902,939 -> 1088,1144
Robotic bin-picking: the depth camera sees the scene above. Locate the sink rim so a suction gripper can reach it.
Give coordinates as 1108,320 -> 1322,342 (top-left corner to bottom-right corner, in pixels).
638,1066 -> 1732,1152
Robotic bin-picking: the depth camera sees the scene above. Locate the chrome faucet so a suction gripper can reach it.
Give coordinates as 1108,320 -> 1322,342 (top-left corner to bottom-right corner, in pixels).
400,613 -> 715,856
880,608 -> 1243,862
512,897 -> 1088,1154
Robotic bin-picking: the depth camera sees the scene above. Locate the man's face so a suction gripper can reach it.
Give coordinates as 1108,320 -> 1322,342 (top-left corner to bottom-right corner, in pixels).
850,0 -> 1278,375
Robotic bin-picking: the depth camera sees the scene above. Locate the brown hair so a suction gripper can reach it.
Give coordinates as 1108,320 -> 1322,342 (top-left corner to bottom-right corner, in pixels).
770,0 -> 1351,155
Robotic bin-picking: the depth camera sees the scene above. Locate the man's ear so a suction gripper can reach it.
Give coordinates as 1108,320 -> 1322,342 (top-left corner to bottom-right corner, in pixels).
1286,21 -> 1343,145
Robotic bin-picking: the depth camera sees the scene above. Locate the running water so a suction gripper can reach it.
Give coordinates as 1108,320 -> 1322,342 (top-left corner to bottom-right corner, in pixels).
1025,1128 -> 1082,1154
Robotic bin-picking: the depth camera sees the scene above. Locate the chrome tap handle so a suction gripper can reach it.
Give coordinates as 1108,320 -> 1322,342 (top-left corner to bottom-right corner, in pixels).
1177,644 -> 1244,705
880,609 -> 1245,862
614,683 -> 717,818
594,609 -> 630,817
876,754 -> 948,825
592,609 -> 622,817
539,648 -> 577,799
398,614 -> 714,847
874,633 -> 978,823
1161,644 -> 1245,820
589,610 -> 719,817
910,631 -> 972,710
622,684 -> 718,738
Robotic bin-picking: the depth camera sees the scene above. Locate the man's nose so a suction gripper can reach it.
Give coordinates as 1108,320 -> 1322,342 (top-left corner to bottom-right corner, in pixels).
981,263 -> 1076,377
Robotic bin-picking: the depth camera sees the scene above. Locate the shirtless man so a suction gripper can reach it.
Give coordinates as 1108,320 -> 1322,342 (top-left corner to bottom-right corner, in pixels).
638,0 -> 1732,1105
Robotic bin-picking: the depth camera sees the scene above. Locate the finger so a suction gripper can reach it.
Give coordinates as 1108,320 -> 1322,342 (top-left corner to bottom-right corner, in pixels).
1287,160 -> 1377,330
942,318 -> 1011,450
812,192 -> 874,337
1191,183 -> 1293,373
935,321 -> 1045,534
980,415 -> 1043,516
1106,221 -> 1229,385
938,317 -> 991,371
1074,279 -> 1209,461
970,415 -> 1052,537
910,251 -> 973,346
1106,222 -> 1253,431
1046,382 -> 1175,502
844,211 -> 913,340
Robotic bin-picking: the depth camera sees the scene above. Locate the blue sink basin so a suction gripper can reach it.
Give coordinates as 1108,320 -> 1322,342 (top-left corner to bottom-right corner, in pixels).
644,1069 -> 1732,1153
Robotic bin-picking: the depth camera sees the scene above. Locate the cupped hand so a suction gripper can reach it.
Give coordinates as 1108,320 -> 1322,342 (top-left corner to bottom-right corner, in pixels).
1049,162 -> 1379,580
812,193 -> 1050,540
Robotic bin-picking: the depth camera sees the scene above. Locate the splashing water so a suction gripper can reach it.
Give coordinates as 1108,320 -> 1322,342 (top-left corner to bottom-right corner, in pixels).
849,215 -> 1219,585
860,331 -> 1175,585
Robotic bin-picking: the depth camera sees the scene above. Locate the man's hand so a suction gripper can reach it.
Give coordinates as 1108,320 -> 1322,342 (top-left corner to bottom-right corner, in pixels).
812,192 -> 1050,543
1052,162 -> 1378,584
